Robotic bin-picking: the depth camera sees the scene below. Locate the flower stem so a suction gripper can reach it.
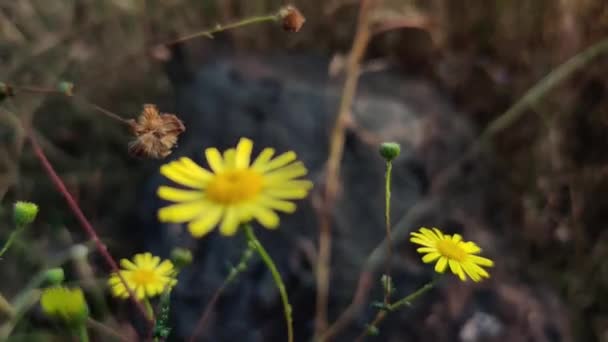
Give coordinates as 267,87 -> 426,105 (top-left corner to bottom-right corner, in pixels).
77,324 -> 90,342
355,278 -> 439,342
0,225 -> 24,258
387,278 -> 438,311
382,160 -> 393,304
143,298 -> 155,321
163,14 -> 281,45
243,224 -> 293,342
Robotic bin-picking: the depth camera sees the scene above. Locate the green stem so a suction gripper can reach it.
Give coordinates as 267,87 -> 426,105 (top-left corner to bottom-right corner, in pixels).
356,278 -> 439,342
143,298 -> 155,321
383,160 -> 393,303
77,324 -> 89,342
0,225 -> 25,258
243,224 -> 293,342
165,14 -> 280,45
387,278 -> 438,311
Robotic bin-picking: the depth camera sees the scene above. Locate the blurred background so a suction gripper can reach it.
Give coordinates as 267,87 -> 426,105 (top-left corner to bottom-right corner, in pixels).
1,0 -> 608,341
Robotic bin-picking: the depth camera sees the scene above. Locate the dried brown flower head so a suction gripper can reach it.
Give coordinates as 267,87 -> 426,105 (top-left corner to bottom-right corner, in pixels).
128,104 -> 185,159
279,5 -> 306,33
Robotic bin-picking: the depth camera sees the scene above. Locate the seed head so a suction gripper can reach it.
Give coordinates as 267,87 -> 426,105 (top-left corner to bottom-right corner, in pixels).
128,104 -> 185,159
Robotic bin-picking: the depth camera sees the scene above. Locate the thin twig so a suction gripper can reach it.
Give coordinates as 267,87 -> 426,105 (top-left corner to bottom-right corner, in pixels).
5,84 -> 132,125
314,0 -> 379,339
162,13 -> 281,46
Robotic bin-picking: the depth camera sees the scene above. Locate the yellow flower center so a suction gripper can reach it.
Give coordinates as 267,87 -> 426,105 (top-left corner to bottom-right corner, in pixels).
206,169 -> 263,205
436,239 -> 467,262
131,269 -> 157,285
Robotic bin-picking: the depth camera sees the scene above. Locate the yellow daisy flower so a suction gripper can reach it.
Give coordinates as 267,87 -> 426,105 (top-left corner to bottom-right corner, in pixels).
108,252 -> 177,300
157,137 -> 313,238
410,227 -> 494,282
40,287 -> 88,324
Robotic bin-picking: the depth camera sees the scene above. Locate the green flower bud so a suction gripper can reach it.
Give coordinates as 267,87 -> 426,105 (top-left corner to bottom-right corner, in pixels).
13,201 -> 39,226
44,268 -> 65,286
57,81 -> 74,96
170,247 -> 193,269
379,142 -> 401,161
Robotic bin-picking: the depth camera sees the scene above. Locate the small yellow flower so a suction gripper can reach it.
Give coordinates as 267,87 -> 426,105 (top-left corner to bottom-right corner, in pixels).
410,227 -> 494,282
157,137 -> 313,238
108,253 -> 177,300
40,287 -> 88,324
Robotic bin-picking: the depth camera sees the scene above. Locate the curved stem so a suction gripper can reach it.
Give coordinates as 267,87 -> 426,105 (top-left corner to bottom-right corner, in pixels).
243,224 -> 293,342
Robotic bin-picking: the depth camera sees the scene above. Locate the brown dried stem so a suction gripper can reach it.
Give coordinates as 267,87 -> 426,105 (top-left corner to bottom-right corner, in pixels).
314,0 -> 379,339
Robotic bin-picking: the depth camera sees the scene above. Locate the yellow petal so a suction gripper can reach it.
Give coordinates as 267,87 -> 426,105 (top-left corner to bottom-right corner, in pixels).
419,228 -> 440,241
257,151 -> 296,173
467,262 -> 490,279
461,241 -> 481,254
462,263 -> 482,282
235,138 -> 253,169
252,148 -> 275,169
435,257 -> 448,273
422,252 -> 440,263
205,148 -> 224,173
452,234 -> 463,242
223,149 -> 236,169
177,158 -> 213,181
156,260 -> 175,275
120,259 -> 138,270
468,255 -> 494,267
416,247 -> 437,253
160,163 -> 204,189
410,237 -> 434,247
264,187 -> 309,199
252,206 -> 280,229
157,186 -> 203,202
219,208 -> 240,236
266,179 -> 314,191
259,196 -> 296,213
188,205 -> 223,238
449,260 -> 466,281
264,162 -> 308,182
158,200 -> 207,222
432,228 -> 445,239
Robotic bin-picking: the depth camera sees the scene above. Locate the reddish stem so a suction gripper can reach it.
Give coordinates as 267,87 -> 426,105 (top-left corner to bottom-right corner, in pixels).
25,125 -> 153,337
